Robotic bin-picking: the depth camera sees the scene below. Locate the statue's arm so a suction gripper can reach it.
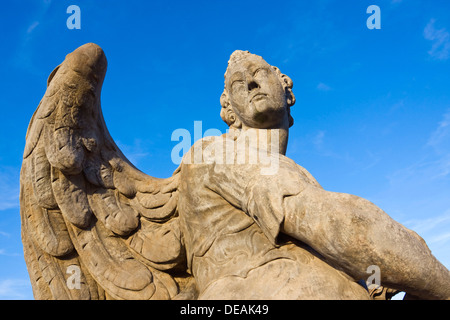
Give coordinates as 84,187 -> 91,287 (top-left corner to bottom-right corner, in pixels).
280,181 -> 450,300
205,153 -> 449,299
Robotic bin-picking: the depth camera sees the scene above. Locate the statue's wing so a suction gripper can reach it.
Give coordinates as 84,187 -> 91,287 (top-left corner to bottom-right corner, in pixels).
20,43 -> 188,300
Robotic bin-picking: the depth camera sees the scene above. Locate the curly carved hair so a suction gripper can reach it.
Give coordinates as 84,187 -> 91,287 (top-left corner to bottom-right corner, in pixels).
220,50 -> 296,128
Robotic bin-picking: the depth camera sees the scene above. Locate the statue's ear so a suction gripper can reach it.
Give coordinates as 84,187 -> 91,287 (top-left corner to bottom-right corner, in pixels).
221,91 -> 242,128
47,64 -> 61,87
227,108 -> 242,129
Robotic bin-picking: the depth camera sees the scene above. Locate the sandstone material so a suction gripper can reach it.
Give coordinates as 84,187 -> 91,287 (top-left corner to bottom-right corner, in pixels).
20,43 -> 450,300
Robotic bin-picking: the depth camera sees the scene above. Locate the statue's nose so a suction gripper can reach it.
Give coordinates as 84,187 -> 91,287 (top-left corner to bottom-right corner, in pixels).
246,74 -> 260,91
248,80 -> 259,91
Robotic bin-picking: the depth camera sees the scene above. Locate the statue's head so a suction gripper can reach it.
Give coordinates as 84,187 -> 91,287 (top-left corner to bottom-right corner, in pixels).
220,50 -> 295,130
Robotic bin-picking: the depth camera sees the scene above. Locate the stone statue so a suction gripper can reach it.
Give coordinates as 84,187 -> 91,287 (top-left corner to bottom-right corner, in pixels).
20,43 -> 450,300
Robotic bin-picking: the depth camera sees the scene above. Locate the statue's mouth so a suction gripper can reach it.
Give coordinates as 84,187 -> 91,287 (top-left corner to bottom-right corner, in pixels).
250,93 -> 268,102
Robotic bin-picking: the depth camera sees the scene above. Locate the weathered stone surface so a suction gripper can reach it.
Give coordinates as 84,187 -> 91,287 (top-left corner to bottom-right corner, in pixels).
20,44 -> 450,300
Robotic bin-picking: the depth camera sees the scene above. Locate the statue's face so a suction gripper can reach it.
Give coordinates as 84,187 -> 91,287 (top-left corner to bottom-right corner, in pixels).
225,56 -> 288,129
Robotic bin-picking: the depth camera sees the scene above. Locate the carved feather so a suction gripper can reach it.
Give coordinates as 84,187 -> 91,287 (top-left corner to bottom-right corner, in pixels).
36,97 -> 58,120
88,188 -> 139,236
126,218 -> 184,270
20,192 -> 53,300
135,191 -> 179,221
52,170 -> 92,229
83,154 -> 114,189
23,114 -> 44,159
137,192 -> 171,209
44,124 -> 84,175
22,179 -> 73,257
31,145 -> 57,209
20,43 -> 186,300
65,220 -> 159,300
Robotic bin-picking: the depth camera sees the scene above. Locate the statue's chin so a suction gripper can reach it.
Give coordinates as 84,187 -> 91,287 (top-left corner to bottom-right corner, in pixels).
253,96 -> 284,113
251,100 -> 285,127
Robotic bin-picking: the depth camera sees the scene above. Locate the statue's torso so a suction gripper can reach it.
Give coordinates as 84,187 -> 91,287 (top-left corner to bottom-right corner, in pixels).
177,137 -> 370,300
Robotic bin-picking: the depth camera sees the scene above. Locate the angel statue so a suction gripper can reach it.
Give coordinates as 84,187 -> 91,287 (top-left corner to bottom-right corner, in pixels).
20,43 -> 450,300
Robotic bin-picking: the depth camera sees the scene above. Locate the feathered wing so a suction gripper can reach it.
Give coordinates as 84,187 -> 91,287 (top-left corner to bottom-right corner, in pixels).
20,43 -> 190,300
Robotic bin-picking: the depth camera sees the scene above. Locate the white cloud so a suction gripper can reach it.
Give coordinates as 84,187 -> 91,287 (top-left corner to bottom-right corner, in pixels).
12,0 -> 53,75
0,279 -> 32,299
404,210 -> 450,236
430,231 -> 450,245
317,82 -> 332,91
425,110 -> 450,178
313,130 -> 326,148
427,111 -> 450,152
388,110 -> 450,185
403,210 -> 450,267
26,21 -> 39,34
0,231 -> 11,237
0,167 -> 20,211
424,19 -> 450,60
380,111 -> 450,268
116,139 -> 150,167
0,249 -> 20,257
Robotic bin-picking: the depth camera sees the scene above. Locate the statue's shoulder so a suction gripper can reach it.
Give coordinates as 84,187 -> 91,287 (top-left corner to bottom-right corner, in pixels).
279,155 -> 322,189
180,133 -> 235,166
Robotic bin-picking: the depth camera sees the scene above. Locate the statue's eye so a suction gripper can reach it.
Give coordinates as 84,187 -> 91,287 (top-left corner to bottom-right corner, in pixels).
254,68 -> 268,78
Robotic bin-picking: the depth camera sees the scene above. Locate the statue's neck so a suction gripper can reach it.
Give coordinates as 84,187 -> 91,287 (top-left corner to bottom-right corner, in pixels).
228,126 -> 289,156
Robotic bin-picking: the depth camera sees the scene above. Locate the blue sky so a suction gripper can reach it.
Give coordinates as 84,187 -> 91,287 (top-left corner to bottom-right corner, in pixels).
0,0 -> 449,299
